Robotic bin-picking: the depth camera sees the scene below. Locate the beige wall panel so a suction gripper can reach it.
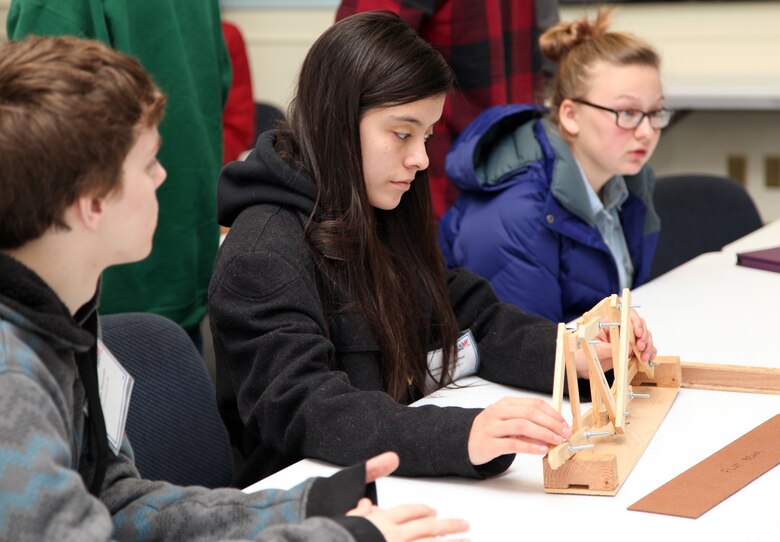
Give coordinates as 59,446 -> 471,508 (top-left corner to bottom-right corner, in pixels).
0,0 -> 10,42
222,9 -> 334,111
649,111 -> 780,223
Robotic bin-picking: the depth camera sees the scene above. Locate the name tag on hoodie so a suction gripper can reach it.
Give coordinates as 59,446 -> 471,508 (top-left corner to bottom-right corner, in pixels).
425,330 -> 479,395
96,339 -> 134,455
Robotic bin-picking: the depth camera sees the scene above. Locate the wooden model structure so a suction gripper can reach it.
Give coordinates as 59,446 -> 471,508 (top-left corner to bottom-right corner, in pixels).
543,288 -> 681,495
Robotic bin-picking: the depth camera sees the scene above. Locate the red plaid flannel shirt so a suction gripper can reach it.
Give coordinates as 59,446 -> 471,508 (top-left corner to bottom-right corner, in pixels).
336,0 -> 547,219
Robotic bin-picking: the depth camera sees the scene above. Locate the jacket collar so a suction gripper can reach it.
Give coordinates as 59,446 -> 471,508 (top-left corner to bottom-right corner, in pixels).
544,120 -> 605,229
0,252 -> 96,351
543,120 -> 655,234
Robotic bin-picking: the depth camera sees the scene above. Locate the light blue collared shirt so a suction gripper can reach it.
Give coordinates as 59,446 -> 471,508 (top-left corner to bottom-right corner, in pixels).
575,162 -> 634,290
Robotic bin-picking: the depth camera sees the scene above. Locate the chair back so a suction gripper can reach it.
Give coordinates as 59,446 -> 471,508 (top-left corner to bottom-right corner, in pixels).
650,174 -> 762,279
100,312 -> 234,488
255,101 -> 285,141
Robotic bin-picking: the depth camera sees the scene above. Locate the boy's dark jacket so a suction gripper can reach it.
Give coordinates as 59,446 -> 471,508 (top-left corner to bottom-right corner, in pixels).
211,131 -> 563,488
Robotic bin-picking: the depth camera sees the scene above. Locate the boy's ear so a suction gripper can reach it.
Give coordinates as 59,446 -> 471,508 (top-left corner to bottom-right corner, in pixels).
558,99 -> 580,138
71,194 -> 106,231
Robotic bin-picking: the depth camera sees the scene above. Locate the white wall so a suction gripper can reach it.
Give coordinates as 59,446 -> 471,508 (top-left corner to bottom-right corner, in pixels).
221,8 -> 333,113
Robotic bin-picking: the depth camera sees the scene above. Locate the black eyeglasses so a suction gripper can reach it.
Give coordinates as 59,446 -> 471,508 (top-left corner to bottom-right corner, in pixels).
571,98 -> 674,129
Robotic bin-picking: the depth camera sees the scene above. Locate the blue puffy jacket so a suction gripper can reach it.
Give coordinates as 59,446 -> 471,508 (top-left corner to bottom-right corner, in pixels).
439,104 -> 660,323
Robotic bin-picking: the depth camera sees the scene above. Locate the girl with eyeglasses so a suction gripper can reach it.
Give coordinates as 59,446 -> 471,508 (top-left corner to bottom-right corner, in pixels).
440,8 -> 670,324
209,11 -> 657,490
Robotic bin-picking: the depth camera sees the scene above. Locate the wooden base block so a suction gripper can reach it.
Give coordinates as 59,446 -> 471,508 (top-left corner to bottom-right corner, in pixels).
631,355 -> 682,388
544,357 -> 681,496
544,453 -> 618,494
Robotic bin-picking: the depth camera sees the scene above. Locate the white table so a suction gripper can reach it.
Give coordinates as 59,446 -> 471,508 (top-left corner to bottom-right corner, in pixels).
631,251 -> 780,368
247,378 -> 778,541
631,219 -> 780,368
246,223 -> 780,541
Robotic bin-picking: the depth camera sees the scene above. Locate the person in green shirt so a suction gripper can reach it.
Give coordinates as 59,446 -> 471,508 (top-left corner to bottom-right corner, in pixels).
7,0 -> 229,348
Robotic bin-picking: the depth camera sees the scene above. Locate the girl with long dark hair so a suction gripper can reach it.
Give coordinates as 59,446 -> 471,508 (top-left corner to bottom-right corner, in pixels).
209,10 -> 656,488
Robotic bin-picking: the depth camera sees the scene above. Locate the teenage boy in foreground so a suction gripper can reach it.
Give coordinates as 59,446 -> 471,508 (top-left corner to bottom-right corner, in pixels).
0,35 -> 467,542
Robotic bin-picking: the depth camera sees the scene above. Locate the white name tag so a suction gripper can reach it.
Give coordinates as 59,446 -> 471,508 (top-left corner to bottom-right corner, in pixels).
96,339 -> 134,455
425,330 -> 479,395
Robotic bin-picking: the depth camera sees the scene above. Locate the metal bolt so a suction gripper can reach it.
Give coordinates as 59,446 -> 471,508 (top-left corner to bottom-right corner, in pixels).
629,391 -> 650,399
647,359 -> 656,367
588,340 -> 602,345
585,430 -> 612,440
568,443 -> 594,454
598,321 -> 620,329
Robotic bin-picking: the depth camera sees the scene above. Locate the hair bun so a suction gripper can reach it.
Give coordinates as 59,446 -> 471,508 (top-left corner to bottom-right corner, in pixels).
539,8 -> 614,63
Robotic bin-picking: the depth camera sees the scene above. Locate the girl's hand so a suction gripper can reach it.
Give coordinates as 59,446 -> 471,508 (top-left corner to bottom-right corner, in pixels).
629,309 -> 656,362
467,397 -> 570,465
573,308 -> 657,377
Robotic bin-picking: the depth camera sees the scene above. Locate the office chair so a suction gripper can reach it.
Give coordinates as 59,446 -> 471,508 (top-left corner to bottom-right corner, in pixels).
255,101 -> 285,140
649,174 -> 762,279
99,312 -> 234,488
